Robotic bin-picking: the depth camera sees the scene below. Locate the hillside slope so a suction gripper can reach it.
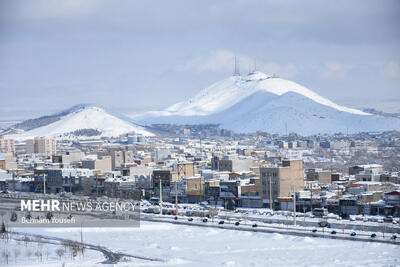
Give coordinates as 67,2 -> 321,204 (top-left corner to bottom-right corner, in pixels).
7,105 -> 154,140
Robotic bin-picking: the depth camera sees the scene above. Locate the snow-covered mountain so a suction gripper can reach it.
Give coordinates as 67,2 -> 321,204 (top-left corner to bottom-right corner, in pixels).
6,105 -> 154,140
165,71 -> 368,116
135,72 -> 400,134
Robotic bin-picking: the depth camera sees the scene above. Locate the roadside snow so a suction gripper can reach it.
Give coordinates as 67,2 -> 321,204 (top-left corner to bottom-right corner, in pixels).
16,221 -> 400,267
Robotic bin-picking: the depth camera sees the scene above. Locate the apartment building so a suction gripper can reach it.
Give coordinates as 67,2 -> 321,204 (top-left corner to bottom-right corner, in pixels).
176,161 -> 196,179
349,164 -> 383,175
0,153 -> 17,170
185,176 -> 204,194
111,150 -> 134,170
152,169 -> 178,188
259,159 -> 305,207
0,136 -> 15,153
82,156 -> 112,173
306,168 -> 332,184
46,168 -> 94,193
52,150 -> 85,167
26,137 -> 57,156
217,155 -> 253,172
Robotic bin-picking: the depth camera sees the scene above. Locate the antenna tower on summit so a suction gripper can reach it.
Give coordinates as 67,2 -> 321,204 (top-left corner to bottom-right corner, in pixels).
233,56 -> 240,76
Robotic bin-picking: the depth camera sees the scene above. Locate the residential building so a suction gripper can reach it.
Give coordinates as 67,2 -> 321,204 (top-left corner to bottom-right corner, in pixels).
0,136 -> 15,153
82,156 -> 112,173
0,153 -> 17,170
349,164 -> 383,175
260,159 -> 305,208
176,161 -> 196,179
185,175 -> 205,203
384,191 -> 400,216
306,168 -> 332,184
111,150 -> 134,170
45,168 -> 95,194
26,137 -> 57,156
152,169 -> 178,188
52,150 -> 85,167
218,155 -> 253,172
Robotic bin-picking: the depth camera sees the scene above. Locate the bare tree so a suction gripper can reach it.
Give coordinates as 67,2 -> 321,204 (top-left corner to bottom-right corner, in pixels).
2,249 -> 9,265
25,249 -> 32,260
56,248 -> 65,260
71,243 -> 79,259
45,249 -> 50,261
34,250 -> 43,263
13,248 -> 20,264
0,211 -> 5,222
23,236 -> 30,246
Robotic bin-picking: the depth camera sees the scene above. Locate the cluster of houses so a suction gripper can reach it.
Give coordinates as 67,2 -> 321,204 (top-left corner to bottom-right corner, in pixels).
0,134 -> 399,218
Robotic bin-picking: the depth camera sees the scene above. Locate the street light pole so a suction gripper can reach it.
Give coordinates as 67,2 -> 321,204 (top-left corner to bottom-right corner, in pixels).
96,175 -> 99,197
175,181 -> 178,216
310,184 -> 313,213
269,175 -> 273,211
12,171 -> 16,192
199,177 -> 202,204
69,174 -> 72,194
43,174 -> 46,195
293,185 -> 296,226
159,179 -> 163,215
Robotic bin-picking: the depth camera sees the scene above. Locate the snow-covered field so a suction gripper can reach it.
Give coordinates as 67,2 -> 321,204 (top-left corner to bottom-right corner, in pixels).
11,221 -> 400,267
0,236 -> 102,266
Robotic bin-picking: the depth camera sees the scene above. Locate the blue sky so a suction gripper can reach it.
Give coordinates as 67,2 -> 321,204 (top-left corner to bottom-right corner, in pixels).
0,0 -> 399,120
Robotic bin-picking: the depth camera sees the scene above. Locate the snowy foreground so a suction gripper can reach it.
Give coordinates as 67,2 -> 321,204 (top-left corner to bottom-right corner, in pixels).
4,221 -> 399,267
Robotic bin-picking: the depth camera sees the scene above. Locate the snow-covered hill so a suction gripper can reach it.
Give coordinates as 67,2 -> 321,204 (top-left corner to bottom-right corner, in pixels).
135,72 -> 400,134
209,91 -> 400,134
166,71 -> 368,116
7,105 -> 154,140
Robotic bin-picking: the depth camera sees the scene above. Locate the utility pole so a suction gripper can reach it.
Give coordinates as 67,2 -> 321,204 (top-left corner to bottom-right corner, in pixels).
175,181 -> 178,216
293,186 -> 296,226
269,175 -> 273,211
310,185 -> 313,213
214,190 -> 217,209
159,179 -> 163,215
69,174 -> 72,194
80,222 -> 83,244
12,171 -> 16,192
43,174 -> 46,195
199,133 -> 205,160
96,175 -> 99,197
199,177 -> 202,204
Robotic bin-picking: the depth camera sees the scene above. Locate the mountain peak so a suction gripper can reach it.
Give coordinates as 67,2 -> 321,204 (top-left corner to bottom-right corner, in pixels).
133,73 -> 400,134
244,71 -> 272,81
61,104 -> 101,114
163,73 -> 369,117
8,104 -> 154,140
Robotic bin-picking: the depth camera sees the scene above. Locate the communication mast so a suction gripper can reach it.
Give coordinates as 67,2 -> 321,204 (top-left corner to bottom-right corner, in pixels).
233,56 -> 240,76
